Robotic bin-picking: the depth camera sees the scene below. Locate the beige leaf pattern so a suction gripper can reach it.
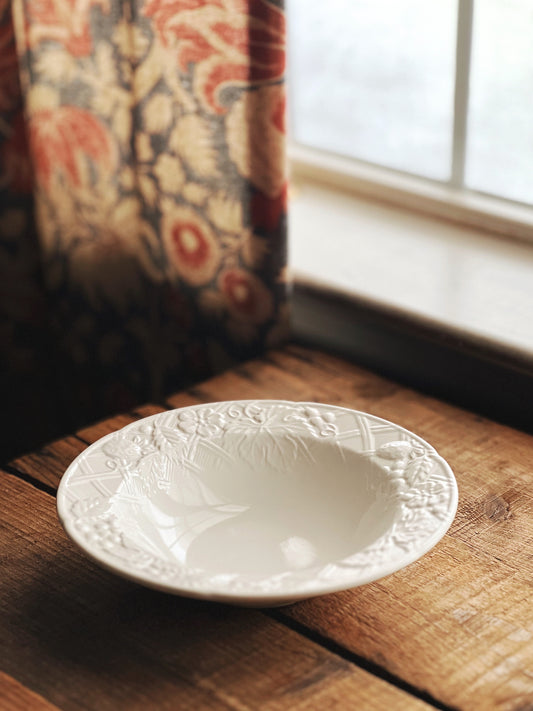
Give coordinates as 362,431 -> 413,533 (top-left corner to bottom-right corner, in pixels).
95,43 -> 118,86
134,41 -> 196,111
130,44 -> 165,103
182,183 -> 210,206
153,154 -> 186,195
113,20 -> 150,62
111,103 -> 133,148
34,48 -> 76,82
169,114 -> 219,179
207,192 -> 243,233
26,85 -> 60,112
119,166 -> 136,191
143,93 -> 174,135
226,84 -> 286,198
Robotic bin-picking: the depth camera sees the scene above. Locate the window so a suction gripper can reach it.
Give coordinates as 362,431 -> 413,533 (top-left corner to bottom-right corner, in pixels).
286,0 -> 533,389
286,1 -> 533,431
287,0 -> 533,211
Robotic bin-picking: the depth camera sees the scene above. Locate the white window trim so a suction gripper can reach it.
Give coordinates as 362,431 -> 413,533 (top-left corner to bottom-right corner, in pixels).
450,0 -> 473,189
288,155 -> 533,366
290,143 -> 533,247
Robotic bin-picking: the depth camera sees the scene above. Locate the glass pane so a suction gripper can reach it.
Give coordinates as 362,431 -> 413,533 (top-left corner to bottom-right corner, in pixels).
288,0 -> 457,180
466,1 -> 533,205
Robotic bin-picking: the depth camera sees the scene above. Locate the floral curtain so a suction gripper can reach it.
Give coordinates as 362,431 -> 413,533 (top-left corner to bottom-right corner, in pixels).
0,0 -> 288,458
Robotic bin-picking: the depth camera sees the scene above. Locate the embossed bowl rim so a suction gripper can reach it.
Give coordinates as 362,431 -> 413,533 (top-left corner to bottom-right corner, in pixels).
57,400 -> 458,606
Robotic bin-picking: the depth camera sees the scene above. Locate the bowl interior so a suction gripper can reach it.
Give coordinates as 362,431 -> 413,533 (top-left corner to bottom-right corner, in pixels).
110,431 -> 396,577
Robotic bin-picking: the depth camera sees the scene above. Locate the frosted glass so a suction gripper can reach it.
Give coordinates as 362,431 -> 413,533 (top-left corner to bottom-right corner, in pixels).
466,1 -> 533,205
288,0 -> 457,180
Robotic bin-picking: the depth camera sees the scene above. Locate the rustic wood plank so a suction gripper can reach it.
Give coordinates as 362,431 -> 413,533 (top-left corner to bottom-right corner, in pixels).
0,470 -> 433,711
161,345 -> 533,709
76,413 -> 138,444
254,349 -> 533,711
163,389 -> 204,410
336,380 -> 533,578
76,407 -> 167,449
6,436 -> 87,492
8,407 -> 168,490
164,352 -> 345,409
281,534 -> 533,711
0,671 -> 61,711
133,403 -> 168,418
5,343 -> 533,710
165,346 -> 404,414
165,346 -> 533,567
266,345 -> 403,404
262,347 -> 533,576
76,405 -> 166,444
10,345 -> 409,492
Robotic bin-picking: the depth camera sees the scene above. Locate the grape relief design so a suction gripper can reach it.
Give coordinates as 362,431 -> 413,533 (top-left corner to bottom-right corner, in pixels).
61,402 -> 457,593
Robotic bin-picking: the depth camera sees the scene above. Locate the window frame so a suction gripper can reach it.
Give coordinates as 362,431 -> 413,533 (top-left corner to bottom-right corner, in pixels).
290,142 -> 533,247
286,0 -> 533,429
287,0 -> 533,246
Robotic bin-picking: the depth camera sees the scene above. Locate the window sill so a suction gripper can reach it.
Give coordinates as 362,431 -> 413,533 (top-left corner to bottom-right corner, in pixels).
288,178 -> 533,431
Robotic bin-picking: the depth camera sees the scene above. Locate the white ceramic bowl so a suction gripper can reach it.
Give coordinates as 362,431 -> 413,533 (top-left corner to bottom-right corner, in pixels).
57,400 -> 458,606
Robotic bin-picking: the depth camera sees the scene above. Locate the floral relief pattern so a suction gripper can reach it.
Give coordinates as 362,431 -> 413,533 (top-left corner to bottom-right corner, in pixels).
58,402 -> 458,599
2,0 -> 287,451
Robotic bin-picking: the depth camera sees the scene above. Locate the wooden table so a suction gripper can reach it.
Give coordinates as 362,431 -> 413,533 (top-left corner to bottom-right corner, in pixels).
2,344 -> 532,710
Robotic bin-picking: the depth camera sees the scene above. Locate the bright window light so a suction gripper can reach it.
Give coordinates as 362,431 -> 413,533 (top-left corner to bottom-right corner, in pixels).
288,0 -> 533,208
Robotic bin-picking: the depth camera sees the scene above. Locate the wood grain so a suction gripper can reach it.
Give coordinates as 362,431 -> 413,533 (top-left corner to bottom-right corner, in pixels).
76,413 -> 138,444
164,353 -> 344,409
5,344 -> 533,710
7,435 -> 87,492
165,345 -> 533,710
282,535 -> 533,711
0,672 -> 60,711
7,407 -> 168,490
0,469 -> 432,711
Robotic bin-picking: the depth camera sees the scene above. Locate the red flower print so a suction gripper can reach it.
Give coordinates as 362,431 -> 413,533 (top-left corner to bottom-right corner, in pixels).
162,205 -> 221,285
219,267 -> 273,324
24,0 -> 110,56
0,3 -> 21,112
143,0 -> 285,113
29,106 -> 115,190
173,223 -> 207,267
1,112 -> 34,193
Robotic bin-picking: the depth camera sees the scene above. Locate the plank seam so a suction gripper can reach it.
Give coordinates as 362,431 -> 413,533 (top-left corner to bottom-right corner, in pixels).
2,465 -> 56,498
267,610 -> 460,711
163,388 -> 206,409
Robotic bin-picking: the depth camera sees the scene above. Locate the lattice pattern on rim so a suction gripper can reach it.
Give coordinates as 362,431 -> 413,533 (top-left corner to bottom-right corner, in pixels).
57,401 -> 458,603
